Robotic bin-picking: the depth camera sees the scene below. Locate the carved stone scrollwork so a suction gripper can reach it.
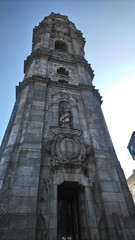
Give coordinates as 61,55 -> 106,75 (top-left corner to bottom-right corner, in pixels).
46,127 -> 91,170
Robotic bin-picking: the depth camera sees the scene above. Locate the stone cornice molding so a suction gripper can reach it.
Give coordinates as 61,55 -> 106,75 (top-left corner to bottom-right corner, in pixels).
24,49 -> 94,79
16,75 -> 102,104
16,76 -> 50,98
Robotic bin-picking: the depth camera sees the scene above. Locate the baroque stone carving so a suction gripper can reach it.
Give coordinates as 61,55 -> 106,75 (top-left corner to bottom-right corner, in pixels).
59,101 -> 72,128
46,127 -> 91,169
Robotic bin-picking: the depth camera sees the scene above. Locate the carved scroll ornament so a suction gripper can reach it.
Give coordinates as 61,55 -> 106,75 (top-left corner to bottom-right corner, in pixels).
46,128 -> 91,170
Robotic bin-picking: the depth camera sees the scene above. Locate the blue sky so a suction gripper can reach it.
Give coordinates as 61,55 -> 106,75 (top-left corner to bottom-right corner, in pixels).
0,0 -> 135,178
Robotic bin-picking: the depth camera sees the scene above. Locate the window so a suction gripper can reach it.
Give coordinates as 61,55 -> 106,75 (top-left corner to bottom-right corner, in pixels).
130,144 -> 134,153
57,67 -> 68,76
55,40 -> 68,52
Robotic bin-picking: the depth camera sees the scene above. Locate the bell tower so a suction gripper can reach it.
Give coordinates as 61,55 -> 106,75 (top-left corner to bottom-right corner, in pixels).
0,13 -> 135,240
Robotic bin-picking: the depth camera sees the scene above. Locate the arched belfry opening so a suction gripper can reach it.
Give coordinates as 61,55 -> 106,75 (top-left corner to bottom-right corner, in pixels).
57,182 -> 82,240
55,40 -> 68,52
57,67 -> 69,76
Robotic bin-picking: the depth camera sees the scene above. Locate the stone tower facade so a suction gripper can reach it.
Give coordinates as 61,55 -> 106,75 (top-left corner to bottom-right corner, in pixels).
0,13 -> 135,240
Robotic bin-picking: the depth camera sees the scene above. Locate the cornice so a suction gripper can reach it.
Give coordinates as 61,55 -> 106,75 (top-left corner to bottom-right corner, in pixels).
24,48 -> 94,78
17,75 -> 92,91
92,87 -> 103,104
16,75 -> 102,104
16,76 -> 50,98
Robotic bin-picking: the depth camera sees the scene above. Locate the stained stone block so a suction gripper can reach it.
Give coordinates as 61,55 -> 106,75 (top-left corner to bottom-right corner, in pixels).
31,104 -> 44,111
13,175 -> 39,187
96,159 -> 107,169
8,197 -> 37,213
88,216 -> 98,227
50,199 -> 57,214
119,202 -> 129,217
12,186 -> 30,197
49,228 -> 57,240
50,185 -> 57,199
30,114 -> 44,122
0,164 -> 6,177
24,133 -> 42,143
23,149 -> 41,158
100,181 -> 119,192
98,169 -> 119,181
7,228 -> 36,240
21,143 -> 42,150
49,213 -> 57,228
86,201 -> 97,216
94,152 -> 107,159
0,229 -> 8,240
90,228 -> 100,240
102,192 -> 125,203
32,100 -> 45,107
104,201 -> 121,216
28,121 -> 43,128
30,187 -> 38,197
85,188 -> 93,201
18,157 -> 40,166
0,215 -> 10,228
27,214 -> 37,227
0,180 -> 3,189
106,161 -> 116,170
16,166 -> 33,176
9,215 -> 27,228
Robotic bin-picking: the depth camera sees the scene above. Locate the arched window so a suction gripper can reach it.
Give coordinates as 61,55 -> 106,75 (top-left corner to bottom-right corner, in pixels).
55,40 -> 68,52
59,101 -> 72,128
57,67 -> 68,76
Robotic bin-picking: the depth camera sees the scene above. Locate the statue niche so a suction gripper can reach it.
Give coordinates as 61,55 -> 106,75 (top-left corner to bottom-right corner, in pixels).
59,101 -> 72,128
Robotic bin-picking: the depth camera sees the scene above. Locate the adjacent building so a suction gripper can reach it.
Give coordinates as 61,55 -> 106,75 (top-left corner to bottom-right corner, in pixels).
127,131 -> 135,160
127,170 -> 135,203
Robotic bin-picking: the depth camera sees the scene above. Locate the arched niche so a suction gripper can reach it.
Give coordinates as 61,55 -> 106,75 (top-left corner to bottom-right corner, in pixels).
55,40 -> 68,52
52,92 -> 80,129
57,67 -> 69,76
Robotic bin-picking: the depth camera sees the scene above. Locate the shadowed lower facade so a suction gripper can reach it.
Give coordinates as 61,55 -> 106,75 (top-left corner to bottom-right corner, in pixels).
0,13 -> 135,240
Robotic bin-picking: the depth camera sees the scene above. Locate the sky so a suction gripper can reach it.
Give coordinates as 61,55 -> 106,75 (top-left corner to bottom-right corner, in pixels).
0,0 -> 135,178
